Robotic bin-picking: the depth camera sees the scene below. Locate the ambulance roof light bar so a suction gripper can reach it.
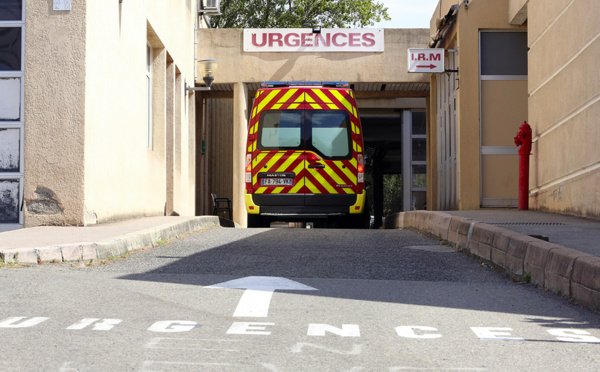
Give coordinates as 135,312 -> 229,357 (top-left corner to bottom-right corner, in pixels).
261,81 -> 349,88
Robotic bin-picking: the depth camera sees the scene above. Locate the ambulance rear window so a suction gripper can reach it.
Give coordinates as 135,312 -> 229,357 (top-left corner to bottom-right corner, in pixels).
258,110 -> 302,150
308,111 -> 351,159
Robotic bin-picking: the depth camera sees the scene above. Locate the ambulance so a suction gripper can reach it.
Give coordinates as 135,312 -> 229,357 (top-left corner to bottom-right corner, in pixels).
244,81 -> 367,228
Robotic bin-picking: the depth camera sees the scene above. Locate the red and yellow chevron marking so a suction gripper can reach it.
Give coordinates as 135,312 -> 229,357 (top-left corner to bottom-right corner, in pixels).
251,150 -> 305,194
247,86 -> 363,196
305,158 -> 358,195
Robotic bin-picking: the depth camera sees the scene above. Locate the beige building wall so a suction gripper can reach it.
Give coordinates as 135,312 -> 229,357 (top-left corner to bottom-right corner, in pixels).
429,0 -> 599,219
24,1 -> 87,226
83,0 -> 197,224
429,0 -> 527,210
197,29 -> 430,84
24,0 -> 197,227
527,0 -> 600,218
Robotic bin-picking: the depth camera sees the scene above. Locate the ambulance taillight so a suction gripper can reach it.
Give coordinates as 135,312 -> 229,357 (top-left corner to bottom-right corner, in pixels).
245,154 -> 253,193
357,154 -> 365,193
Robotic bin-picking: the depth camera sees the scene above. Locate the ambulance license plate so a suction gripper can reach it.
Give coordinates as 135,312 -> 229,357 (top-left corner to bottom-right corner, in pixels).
261,178 -> 293,186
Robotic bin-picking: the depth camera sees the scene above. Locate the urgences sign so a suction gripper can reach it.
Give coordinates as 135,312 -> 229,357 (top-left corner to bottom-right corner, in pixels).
243,29 -> 384,53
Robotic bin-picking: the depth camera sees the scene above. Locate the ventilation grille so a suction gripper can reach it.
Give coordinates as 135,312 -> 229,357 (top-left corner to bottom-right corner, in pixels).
204,0 -> 219,10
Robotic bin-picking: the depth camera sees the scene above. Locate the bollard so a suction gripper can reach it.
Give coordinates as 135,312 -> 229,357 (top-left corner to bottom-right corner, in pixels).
514,121 -> 532,210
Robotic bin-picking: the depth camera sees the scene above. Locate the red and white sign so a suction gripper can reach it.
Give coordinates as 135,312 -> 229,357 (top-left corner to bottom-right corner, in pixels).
408,48 -> 444,73
244,29 -> 384,53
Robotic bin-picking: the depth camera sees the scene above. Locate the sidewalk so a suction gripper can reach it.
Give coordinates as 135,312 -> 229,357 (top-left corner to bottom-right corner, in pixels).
385,210 -> 600,312
0,216 -> 224,265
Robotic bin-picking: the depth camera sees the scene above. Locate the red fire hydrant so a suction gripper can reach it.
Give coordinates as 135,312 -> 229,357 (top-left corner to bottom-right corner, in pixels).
514,121 -> 532,210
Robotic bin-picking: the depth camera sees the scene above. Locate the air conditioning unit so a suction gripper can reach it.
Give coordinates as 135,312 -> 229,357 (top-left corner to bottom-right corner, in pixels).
199,0 -> 220,15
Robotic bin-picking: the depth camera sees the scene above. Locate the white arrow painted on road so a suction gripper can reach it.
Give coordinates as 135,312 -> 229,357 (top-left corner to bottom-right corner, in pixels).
206,276 -> 318,318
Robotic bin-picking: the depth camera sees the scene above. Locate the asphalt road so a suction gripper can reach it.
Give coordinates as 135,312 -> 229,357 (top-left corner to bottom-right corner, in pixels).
1,227 -> 599,371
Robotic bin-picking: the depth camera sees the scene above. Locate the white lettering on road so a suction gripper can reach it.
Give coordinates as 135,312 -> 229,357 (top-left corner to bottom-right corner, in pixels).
0,316 -> 49,328
395,326 -> 442,339
389,367 -> 487,371
145,337 -> 241,351
307,324 -> 361,337
291,342 -> 362,355
66,318 -> 122,331
227,322 -> 275,336
547,329 -> 600,343
470,327 -> 524,341
206,276 -> 317,317
3,316 -> 600,344
58,362 -> 83,372
147,320 -> 198,333
261,364 -> 282,372
140,361 -> 235,372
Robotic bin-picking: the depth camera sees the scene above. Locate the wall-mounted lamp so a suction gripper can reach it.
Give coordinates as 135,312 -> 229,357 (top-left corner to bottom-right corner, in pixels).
186,59 -> 218,93
312,26 -> 321,34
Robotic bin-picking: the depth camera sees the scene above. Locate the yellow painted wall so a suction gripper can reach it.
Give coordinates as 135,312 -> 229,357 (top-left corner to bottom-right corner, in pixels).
430,0 -> 527,210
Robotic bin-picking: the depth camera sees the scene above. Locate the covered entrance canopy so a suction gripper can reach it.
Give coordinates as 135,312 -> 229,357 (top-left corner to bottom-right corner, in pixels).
194,28 -> 431,226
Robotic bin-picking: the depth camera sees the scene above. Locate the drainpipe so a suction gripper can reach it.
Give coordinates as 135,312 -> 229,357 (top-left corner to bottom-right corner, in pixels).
429,4 -> 459,48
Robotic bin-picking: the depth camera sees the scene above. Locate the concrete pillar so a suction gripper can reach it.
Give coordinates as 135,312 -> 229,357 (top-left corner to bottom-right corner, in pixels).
166,59 -> 175,216
232,82 -> 248,226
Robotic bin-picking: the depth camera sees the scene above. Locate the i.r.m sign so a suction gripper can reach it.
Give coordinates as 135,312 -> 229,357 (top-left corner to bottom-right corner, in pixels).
408,48 -> 444,73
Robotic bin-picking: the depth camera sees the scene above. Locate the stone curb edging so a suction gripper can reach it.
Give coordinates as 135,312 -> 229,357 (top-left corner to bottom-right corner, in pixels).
0,216 -> 222,265
385,210 -> 600,312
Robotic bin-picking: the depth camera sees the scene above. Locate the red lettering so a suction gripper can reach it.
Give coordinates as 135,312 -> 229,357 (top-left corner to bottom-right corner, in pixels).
362,33 -> 376,47
252,33 -> 267,47
314,33 -> 330,47
332,33 -> 347,47
418,53 -> 426,61
301,33 -> 313,47
284,33 -> 300,47
268,33 -> 283,47
430,53 -> 441,61
349,33 -> 361,47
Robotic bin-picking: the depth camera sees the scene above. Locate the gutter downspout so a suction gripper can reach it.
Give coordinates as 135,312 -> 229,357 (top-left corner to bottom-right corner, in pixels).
429,4 -> 459,48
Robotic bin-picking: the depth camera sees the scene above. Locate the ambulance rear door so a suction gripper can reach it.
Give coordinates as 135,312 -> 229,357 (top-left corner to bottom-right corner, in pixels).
249,87 -> 308,208
303,87 -> 363,210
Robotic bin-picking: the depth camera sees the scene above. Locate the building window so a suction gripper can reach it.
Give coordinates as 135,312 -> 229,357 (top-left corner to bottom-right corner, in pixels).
0,27 -> 21,70
146,43 -> 153,149
480,32 -> 528,77
0,0 -> 23,22
409,110 -> 427,210
0,0 -> 24,225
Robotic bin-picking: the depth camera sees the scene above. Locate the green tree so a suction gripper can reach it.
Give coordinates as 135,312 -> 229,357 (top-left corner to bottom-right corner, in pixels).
383,174 -> 403,216
210,0 -> 390,29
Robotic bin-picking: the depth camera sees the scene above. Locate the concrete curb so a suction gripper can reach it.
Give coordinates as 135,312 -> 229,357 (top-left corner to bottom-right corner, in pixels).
0,216 -> 222,265
386,210 -> 600,312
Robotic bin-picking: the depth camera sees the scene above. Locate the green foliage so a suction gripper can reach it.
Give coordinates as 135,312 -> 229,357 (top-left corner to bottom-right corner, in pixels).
156,234 -> 167,246
364,172 -> 403,219
383,174 -> 402,216
211,0 -> 390,29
